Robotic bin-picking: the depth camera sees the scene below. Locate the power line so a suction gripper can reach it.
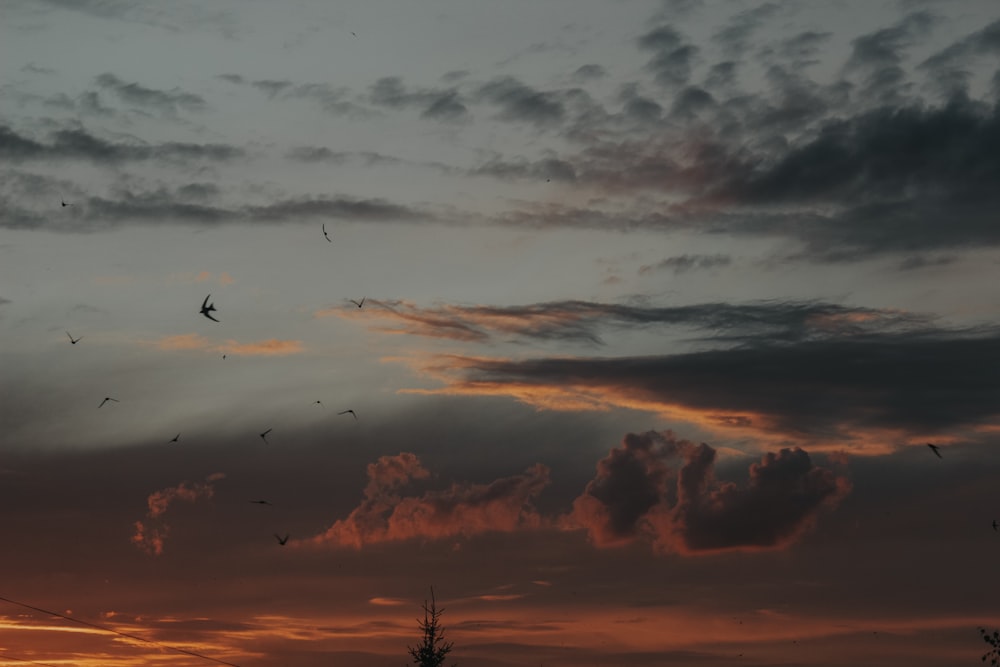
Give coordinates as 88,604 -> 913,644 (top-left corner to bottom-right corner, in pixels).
0,652 -> 64,667
0,595 -> 242,667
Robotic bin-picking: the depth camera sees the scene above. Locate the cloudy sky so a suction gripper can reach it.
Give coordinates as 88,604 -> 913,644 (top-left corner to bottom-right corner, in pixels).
2,0 -> 1000,665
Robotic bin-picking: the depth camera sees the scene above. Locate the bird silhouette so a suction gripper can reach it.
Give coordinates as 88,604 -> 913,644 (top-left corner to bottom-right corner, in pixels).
98,397 -> 119,408
338,409 -> 357,420
66,331 -> 81,345
169,433 -> 180,443
61,200 -> 70,207
349,297 -> 365,309
259,428 -> 272,444
993,519 -> 997,532
274,533 -> 289,545
926,443 -> 943,459
200,294 -> 219,322
322,224 -> 332,243
315,400 -> 324,407
250,500 -> 273,506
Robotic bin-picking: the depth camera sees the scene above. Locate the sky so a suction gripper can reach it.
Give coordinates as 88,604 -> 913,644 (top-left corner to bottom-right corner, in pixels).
1,0 -> 1000,665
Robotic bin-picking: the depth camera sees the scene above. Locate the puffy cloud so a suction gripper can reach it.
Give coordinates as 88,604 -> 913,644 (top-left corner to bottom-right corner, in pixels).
309,453 -> 550,548
132,473 -> 225,556
570,432 -> 849,554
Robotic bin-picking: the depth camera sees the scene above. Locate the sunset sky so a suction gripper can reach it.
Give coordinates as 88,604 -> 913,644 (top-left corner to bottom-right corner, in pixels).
2,0 -> 1000,665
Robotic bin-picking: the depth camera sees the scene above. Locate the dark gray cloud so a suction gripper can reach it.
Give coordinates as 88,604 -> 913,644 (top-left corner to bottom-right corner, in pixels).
0,124 -> 243,164
475,77 -> 567,127
417,327 -> 1000,437
251,79 -> 294,98
571,64 -> 607,82
638,254 -> 731,275
845,11 -> 937,103
712,2 -> 782,57
571,431 -> 850,554
346,298 -> 937,346
919,18 -> 1000,97
637,25 -> 699,87
21,63 -> 55,75
469,155 -> 576,183
94,73 -> 208,114
367,77 -> 469,122
0,181 -> 432,231
772,30 -> 831,65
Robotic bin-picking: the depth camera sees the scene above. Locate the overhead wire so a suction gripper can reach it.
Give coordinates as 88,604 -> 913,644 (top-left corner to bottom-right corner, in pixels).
0,595 -> 241,667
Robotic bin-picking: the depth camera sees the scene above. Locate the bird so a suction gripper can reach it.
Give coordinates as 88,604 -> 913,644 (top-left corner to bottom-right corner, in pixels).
169,433 -> 180,443
250,500 -> 273,506
338,409 -> 357,420
314,400 -> 324,407
349,297 -> 365,309
222,354 -> 226,360
322,224 -> 332,243
274,533 -> 289,545
993,519 -> 997,532
66,331 -> 81,345
926,443 -> 943,459
200,294 -> 219,322
98,397 -> 119,408
61,200 -> 69,207
259,428 -> 272,444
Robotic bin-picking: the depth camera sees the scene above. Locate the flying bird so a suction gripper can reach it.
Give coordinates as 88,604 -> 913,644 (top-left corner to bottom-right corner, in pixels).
315,400 -> 324,407
66,331 -> 81,345
322,224 -> 332,243
993,519 -> 997,532
200,294 -> 219,322
250,500 -> 273,506
274,533 -> 289,545
337,409 -> 357,420
98,397 -> 119,408
169,433 -> 180,443
259,428 -> 272,444
61,200 -> 70,207
926,443 -> 943,459
349,297 -> 365,309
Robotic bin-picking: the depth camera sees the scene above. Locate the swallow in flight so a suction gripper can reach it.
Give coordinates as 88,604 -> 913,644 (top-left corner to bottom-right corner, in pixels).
200,294 -> 219,322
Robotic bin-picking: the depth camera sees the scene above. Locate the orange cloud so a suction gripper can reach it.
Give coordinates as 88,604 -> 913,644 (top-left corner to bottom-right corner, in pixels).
224,338 -> 303,355
150,335 -> 303,356
308,453 -> 550,549
132,473 -> 225,556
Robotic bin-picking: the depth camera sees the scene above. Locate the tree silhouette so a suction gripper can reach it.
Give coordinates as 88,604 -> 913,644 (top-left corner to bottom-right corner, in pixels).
981,627 -> 1000,666
408,587 -> 455,667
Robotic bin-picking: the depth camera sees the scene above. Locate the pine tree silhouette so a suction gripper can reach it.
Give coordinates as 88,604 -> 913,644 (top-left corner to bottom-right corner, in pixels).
408,587 -> 455,667
980,627 -> 1000,666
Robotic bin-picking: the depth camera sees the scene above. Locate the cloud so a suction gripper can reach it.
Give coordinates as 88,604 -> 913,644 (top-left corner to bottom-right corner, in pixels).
638,254 -> 731,275
309,453 -> 550,548
332,297 -> 936,346
94,73 -> 208,114
475,77 -> 567,127
132,473 -> 225,556
570,431 -> 850,554
152,334 -> 302,356
571,64 -> 607,82
0,181 -> 433,231
368,77 -> 469,122
399,325 -> 1000,441
712,3 -> 782,57
637,25 -> 699,87
469,155 -> 577,183
0,125 -> 242,165
919,17 -> 1000,97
